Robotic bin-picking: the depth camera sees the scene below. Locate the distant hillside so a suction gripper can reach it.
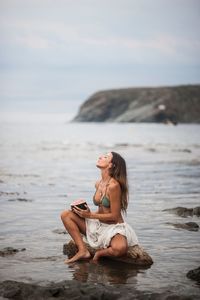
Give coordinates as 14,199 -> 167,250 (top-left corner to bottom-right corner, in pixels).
73,84 -> 200,124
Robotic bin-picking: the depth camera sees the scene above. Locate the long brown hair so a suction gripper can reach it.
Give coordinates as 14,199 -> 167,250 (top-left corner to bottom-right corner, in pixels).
109,152 -> 128,213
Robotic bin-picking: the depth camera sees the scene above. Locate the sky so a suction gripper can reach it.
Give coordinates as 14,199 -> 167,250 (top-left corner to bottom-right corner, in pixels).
0,0 -> 200,120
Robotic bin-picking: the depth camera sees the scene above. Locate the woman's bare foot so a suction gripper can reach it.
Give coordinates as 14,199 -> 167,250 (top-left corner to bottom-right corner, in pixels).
93,249 -> 107,262
93,251 -> 100,262
64,249 -> 91,264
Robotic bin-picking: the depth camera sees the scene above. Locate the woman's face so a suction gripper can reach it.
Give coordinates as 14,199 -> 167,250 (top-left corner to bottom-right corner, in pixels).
96,152 -> 113,169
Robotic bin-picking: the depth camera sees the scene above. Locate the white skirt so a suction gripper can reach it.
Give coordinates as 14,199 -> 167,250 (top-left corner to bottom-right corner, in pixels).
85,218 -> 138,249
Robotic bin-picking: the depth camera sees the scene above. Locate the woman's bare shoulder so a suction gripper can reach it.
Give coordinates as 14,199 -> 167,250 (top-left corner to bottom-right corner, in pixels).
108,179 -> 120,192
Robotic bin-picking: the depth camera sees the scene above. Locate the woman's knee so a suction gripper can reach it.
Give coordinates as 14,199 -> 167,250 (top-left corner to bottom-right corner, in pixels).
60,209 -> 86,235
112,244 -> 127,257
60,209 -> 72,221
111,235 -> 128,257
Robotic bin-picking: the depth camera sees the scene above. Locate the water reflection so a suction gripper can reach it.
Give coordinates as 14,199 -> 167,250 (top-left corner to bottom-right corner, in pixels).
68,259 -> 149,284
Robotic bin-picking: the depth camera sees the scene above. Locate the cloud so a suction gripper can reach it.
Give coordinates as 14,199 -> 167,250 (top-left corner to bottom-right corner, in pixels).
0,0 -> 199,108
1,10 -> 199,67
15,35 -> 49,49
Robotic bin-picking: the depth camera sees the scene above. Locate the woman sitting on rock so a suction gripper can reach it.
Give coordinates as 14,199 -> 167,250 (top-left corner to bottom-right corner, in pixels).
60,151 -> 138,263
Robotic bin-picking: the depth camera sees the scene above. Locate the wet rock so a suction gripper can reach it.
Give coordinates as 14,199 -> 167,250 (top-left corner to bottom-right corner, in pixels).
147,148 -> 157,152
187,266 -> 200,283
173,148 -> 192,153
182,148 -> 192,153
0,280 -> 198,300
115,143 -> 129,147
63,240 -> 153,267
58,194 -> 68,198
163,206 -> 200,217
8,198 -> 33,202
31,255 -> 62,262
163,207 -> 193,217
0,191 -> 20,196
166,222 -> 199,231
0,280 -> 132,300
0,247 -> 26,257
193,207 -> 200,217
52,228 -> 67,234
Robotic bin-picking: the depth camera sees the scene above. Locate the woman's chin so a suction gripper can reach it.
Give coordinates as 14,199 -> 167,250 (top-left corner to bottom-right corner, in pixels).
96,163 -> 102,169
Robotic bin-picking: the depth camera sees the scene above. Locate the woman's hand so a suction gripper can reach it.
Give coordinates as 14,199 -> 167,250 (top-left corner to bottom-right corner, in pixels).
72,204 -> 91,219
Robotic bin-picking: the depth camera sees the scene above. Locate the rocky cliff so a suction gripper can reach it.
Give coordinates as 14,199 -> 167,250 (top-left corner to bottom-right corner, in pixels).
73,85 -> 200,123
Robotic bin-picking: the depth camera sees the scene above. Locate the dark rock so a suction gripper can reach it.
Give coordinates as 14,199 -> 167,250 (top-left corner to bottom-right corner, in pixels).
63,240 -> 153,267
31,256 -> 61,262
187,266 -> 200,283
166,222 -> 199,231
163,206 -> 200,217
8,198 -> 33,202
193,207 -> 200,217
73,85 -> 200,123
173,148 -> 192,153
0,280 -> 199,300
0,247 -> 26,257
52,228 -> 67,234
182,149 -> 192,153
0,191 -> 20,196
0,280 -> 137,300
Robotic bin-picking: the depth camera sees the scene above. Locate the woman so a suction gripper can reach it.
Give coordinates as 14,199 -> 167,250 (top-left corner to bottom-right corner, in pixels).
60,151 -> 138,263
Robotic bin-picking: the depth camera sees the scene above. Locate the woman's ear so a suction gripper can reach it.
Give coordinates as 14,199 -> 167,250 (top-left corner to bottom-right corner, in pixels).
108,162 -> 113,169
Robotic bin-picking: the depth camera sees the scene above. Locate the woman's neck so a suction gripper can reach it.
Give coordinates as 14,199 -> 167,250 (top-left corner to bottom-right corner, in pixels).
100,169 -> 111,182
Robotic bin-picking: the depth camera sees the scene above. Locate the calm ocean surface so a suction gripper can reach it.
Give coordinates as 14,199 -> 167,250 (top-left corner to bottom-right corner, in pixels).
0,116 -> 200,296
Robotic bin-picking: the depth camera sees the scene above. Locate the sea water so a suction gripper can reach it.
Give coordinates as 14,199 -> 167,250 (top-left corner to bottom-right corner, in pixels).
0,116 -> 200,296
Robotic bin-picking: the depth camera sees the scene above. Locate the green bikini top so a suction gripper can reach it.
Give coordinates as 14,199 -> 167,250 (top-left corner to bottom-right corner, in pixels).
93,180 -> 111,208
